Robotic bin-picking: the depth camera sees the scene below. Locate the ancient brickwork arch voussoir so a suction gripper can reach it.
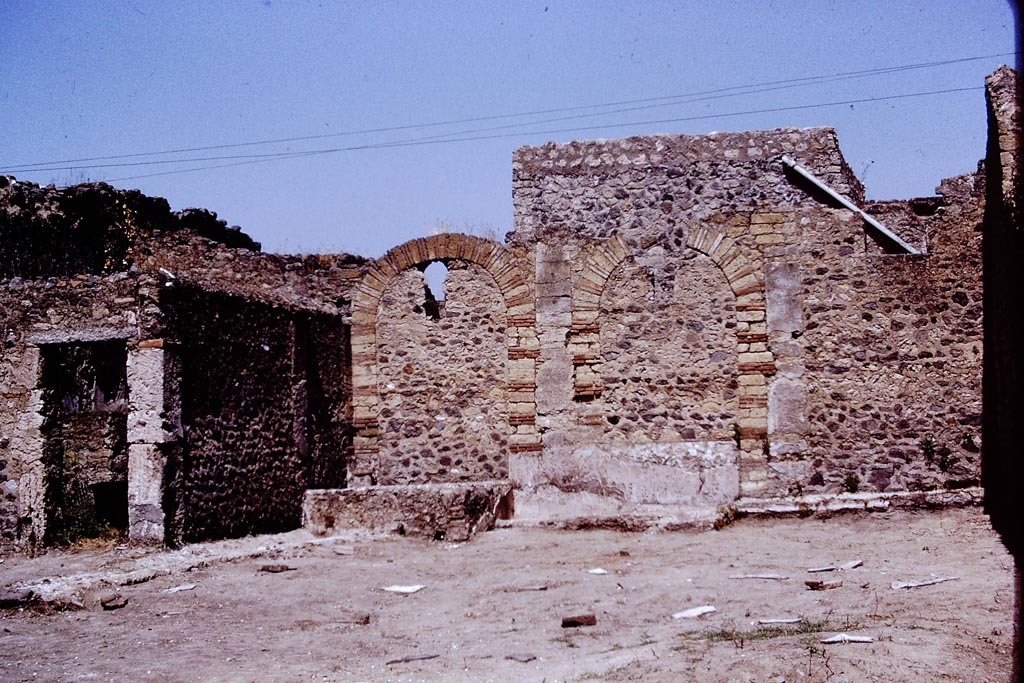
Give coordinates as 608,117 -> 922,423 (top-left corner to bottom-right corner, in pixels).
349,234 -> 538,486
569,227 -> 774,492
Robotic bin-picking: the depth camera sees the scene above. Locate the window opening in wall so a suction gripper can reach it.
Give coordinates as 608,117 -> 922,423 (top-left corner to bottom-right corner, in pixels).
39,340 -> 129,545
421,261 -> 449,321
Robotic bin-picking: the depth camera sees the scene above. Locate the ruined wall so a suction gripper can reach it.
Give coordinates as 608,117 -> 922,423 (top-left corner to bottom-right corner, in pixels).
304,312 -> 352,490
0,271 -> 149,547
0,177 -> 258,280
982,64 -> 1023,562
144,229 -> 364,313
519,244 -> 743,505
0,178 -> 363,549
594,250 -> 737,444
375,262 -> 508,484
161,285 -> 350,544
512,129 -> 861,248
2,70 -> 1004,548
347,234 -> 537,489
739,175 -> 984,499
508,130 -> 846,502
510,125 -> 984,502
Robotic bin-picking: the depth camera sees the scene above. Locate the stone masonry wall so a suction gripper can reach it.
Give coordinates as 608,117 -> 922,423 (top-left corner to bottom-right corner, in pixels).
511,124 -> 984,502
512,128 -> 862,249
750,175 -> 984,498
161,285 -> 350,544
3,69 -> 1006,547
1,201 -> 363,550
144,229 -> 365,315
348,234 -> 538,488
593,249 -> 738,444
304,312 -> 353,491
517,244 -> 743,506
1,271 -> 149,548
375,262 -> 508,484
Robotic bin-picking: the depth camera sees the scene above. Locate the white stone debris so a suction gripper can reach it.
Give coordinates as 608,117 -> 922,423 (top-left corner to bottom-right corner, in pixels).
730,573 -> 788,580
890,576 -> 959,590
758,618 -> 800,625
672,605 -> 716,619
382,585 -> 425,594
162,583 -> 196,593
808,559 -> 862,573
820,633 -> 874,644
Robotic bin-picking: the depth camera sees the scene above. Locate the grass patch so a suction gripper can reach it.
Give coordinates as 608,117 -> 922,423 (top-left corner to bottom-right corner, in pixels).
553,632 -> 579,649
698,617 -> 858,644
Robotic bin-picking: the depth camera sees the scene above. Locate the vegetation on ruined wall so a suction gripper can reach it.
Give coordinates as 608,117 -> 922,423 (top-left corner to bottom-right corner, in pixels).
0,176 -> 258,280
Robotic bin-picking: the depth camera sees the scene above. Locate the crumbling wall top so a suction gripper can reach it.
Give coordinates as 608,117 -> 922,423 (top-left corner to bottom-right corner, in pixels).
0,178 -> 259,280
513,126 -> 861,199
985,64 -> 1019,214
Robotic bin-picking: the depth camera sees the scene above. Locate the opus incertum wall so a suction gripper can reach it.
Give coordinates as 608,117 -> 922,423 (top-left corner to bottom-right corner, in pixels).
348,234 -> 539,486
570,224 -> 774,495
4,67 -> 1012,552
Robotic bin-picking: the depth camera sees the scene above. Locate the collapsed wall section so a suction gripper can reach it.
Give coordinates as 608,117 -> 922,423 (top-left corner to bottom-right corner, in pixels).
0,177 -> 258,280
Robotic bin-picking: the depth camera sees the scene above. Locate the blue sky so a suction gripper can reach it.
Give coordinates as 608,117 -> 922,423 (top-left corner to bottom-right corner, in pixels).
1,1 -> 1018,257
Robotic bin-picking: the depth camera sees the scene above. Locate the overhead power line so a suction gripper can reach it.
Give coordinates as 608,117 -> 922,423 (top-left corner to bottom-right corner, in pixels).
1,50 -> 1014,173
97,85 -> 981,183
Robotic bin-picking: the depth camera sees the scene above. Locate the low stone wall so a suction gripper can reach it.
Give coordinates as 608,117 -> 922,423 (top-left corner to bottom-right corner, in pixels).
512,441 -> 738,506
303,480 -> 514,541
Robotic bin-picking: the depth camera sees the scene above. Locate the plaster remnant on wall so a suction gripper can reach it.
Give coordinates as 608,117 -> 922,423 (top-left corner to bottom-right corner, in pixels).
765,261 -> 803,336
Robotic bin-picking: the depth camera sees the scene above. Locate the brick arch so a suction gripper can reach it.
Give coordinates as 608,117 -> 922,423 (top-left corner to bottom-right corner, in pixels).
348,234 -> 538,486
569,227 -> 774,494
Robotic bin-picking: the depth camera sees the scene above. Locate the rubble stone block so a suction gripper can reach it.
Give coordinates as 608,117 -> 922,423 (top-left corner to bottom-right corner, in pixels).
303,480 -> 514,542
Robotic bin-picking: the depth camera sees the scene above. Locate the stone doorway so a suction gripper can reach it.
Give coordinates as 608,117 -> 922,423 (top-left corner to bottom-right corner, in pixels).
38,340 -> 129,545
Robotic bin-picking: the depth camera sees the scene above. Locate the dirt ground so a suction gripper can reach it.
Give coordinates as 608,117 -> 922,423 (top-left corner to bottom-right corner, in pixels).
0,506 -> 1015,682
